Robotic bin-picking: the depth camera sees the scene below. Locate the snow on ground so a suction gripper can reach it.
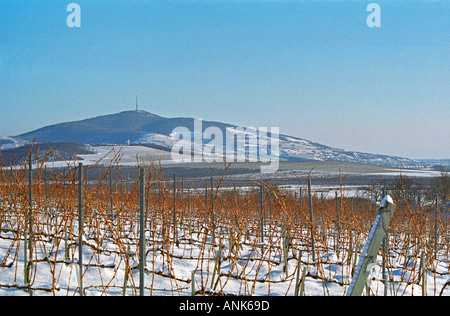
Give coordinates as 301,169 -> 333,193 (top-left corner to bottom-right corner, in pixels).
0,207 -> 448,296
39,145 -> 173,170
36,145 -> 445,180
0,137 -> 30,151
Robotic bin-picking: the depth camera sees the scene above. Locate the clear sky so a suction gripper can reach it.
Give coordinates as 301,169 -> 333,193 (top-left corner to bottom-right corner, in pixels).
1,0 -> 449,159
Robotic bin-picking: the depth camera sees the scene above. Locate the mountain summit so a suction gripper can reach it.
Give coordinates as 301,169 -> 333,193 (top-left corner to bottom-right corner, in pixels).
18,110 -> 164,144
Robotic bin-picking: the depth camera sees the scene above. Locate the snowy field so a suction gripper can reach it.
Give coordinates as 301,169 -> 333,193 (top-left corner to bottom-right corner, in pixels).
34,144 -> 445,177
0,183 -> 449,296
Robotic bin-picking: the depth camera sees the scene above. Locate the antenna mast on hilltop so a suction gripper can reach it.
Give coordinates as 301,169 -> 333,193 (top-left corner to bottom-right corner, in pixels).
135,95 -> 138,112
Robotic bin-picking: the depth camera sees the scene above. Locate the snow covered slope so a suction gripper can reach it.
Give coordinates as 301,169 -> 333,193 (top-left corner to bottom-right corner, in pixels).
4,110 -> 420,167
0,137 -> 30,150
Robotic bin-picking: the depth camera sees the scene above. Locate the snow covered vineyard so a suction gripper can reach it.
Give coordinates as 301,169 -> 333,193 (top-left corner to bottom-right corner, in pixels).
0,163 -> 449,296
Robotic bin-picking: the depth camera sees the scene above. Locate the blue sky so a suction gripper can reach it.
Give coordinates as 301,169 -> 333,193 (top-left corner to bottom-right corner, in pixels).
1,0 -> 449,159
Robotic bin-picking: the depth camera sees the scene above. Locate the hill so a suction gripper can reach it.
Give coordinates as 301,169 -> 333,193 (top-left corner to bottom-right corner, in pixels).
0,109 -> 419,167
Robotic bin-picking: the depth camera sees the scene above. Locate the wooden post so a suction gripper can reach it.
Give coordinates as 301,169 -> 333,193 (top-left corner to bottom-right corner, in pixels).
260,184 -> 265,244
282,215 -> 289,275
211,243 -> 222,290
294,250 -> 303,296
382,238 -> 388,296
28,154 -> 33,296
307,177 -> 316,263
191,271 -> 196,296
347,195 -> 396,296
211,177 -> 215,245
335,191 -> 340,256
109,172 -> 113,221
64,227 -> 69,261
63,168 -> 68,261
24,226 -> 28,286
139,168 -> 146,296
434,197 -> 439,259
420,250 -> 427,296
173,173 -> 178,246
123,245 -> 130,296
299,267 -> 306,296
78,163 -> 83,296
381,187 -> 388,296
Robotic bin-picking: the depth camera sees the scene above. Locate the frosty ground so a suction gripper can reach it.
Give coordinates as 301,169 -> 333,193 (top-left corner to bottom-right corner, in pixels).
1,202 -> 449,296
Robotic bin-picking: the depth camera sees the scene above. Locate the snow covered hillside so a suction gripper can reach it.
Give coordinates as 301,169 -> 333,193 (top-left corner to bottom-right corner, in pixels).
1,110 -> 422,168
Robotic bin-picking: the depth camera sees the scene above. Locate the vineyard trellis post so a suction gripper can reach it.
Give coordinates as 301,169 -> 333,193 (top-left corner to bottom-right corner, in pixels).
294,250 -> 303,296
109,172 -> 113,220
260,184 -> 265,245
27,154 -> 33,296
63,169 -> 69,261
307,177 -> 316,263
191,271 -> 196,296
139,167 -> 146,296
382,187 -> 388,296
382,237 -> 388,296
420,250 -> 427,296
434,197 -> 439,259
123,245 -> 130,296
335,191 -> 340,257
211,177 -> 215,245
78,163 -> 83,296
173,173 -> 178,247
347,195 -> 395,296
